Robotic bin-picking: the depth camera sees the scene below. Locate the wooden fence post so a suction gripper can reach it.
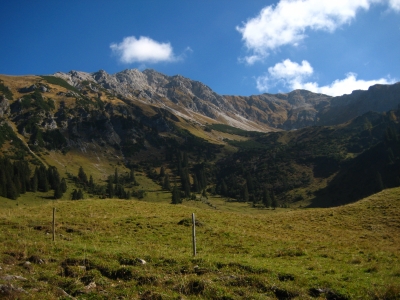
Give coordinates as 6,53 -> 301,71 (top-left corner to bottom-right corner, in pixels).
192,213 -> 196,257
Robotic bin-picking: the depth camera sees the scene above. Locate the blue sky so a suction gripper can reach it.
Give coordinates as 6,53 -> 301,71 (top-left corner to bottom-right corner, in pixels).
1,0 -> 399,96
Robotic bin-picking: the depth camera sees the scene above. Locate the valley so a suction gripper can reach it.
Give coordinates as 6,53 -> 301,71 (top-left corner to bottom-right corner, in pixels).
0,70 -> 400,299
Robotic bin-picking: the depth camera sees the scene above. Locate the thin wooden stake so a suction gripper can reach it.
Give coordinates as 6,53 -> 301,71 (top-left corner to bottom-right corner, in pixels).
192,213 -> 196,257
52,207 -> 56,242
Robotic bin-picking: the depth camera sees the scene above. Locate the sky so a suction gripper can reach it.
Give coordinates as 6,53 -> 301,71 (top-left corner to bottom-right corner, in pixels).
1,0 -> 399,97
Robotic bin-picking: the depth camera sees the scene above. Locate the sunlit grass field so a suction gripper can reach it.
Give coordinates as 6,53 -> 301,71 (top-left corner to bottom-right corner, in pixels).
0,187 -> 399,299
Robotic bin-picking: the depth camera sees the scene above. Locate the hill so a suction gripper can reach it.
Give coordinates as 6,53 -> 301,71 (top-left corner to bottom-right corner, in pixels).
0,188 -> 399,299
1,71 -> 400,208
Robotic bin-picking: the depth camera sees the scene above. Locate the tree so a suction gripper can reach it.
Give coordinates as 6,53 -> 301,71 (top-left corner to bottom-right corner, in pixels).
129,168 -> 136,183
221,179 -> 228,197
89,175 -> 94,191
114,168 -> 119,184
31,172 -> 38,193
271,191 -> 277,210
202,189 -> 208,199
78,166 -> 88,185
262,187 -> 271,208
60,178 -> 67,193
54,185 -> 63,199
163,174 -> 171,191
193,174 -> 200,193
180,168 -> 191,198
171,184 -> 182,204
376,172 -> 384,192
242,185 -> 249,202
107,180 -> 114,198
159,166 -> 165,177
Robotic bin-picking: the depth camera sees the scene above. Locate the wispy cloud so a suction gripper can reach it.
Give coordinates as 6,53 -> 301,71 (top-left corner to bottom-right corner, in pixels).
111,36 -> 177,64
256,59 -> 395,96
237,0 -> 399,64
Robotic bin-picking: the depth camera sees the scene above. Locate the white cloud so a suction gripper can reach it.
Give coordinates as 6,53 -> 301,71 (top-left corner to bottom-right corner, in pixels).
256,59 -> 395,96
256,59 -> 313,92
237,0 -> 398,64
299,73 -> 395,96
389,0 -> 400,10
110,36 -> 176,64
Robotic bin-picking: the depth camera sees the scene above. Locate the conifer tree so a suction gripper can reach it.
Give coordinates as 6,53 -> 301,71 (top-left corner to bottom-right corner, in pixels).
107,180 -> 114,198
54,185 -> 63,199
159,166 -> 165,177
89,175 -> 94,191
221,179 -> 227,197
78,166 -> 88,185
163,174 -> 171,191
376,172 -> 384,192
0,170 -> 5,197
60,178 -> 67,193
130,168 -> 136,184
242,185 -> 249,202
262,187 -> 271,208
193,174 -> 200,193
271,191 -> 277,210
171,184 -> 181,204
31,172 -> 38,192
114,168 -> 119,184
202,189 -> 208,199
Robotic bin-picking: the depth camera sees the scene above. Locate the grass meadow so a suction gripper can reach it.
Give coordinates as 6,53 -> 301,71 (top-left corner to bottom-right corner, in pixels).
0,187 -> 399,299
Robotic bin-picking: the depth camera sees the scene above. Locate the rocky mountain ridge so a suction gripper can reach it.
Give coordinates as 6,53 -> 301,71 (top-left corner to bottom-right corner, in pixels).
54,69 -> 400,131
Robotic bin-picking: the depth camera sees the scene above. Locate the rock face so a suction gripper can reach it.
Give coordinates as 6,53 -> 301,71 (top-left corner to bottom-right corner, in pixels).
53,69 -> 400,131
0,95 -> 10,118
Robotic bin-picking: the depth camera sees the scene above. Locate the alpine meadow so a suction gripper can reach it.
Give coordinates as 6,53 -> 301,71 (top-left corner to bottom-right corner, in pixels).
4,0 -> 400,298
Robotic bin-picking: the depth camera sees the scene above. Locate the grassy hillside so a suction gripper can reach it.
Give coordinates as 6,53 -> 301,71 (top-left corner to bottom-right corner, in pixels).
1,188 -> 399,299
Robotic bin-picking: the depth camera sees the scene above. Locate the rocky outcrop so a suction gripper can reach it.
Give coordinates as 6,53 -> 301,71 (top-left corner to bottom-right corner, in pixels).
0,95 -> 10,118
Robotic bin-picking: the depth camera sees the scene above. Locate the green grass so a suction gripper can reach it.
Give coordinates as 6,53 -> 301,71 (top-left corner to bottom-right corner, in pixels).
207,124 -> 264,137
0,188 -> 400,299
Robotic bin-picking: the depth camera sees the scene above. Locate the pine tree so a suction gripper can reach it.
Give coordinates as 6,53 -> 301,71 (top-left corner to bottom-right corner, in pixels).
89,175 -> 94,191
78,166 -> 88,185
183,152 -> 188,168
107,180 -> 114,198
31,172 -> 38,192
54,185 -> 63,199
60,178 -> 67,193
246,174 -> 254,194
221,179 -> 227,197
193,174 -> 200,193
376,172 -> 384,192
202,189 -> 208,199
114,168 -> 119,184
159,166 -> 165,177
271,191 -> 277,210
130,168 -> 136,183
181,169 -> 191,198
163,174 -> 171,191
242,185 -> 249,202
262,187 -> 271,208
171,184 -> 182,204
0,170 -> 5,197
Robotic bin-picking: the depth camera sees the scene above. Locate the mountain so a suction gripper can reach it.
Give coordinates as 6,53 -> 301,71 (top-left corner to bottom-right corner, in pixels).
54,69 -> 400,130
1,69 -> 400,208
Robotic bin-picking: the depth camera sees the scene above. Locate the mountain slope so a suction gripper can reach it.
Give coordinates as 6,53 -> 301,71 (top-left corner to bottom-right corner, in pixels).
1,71 -> 400,208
